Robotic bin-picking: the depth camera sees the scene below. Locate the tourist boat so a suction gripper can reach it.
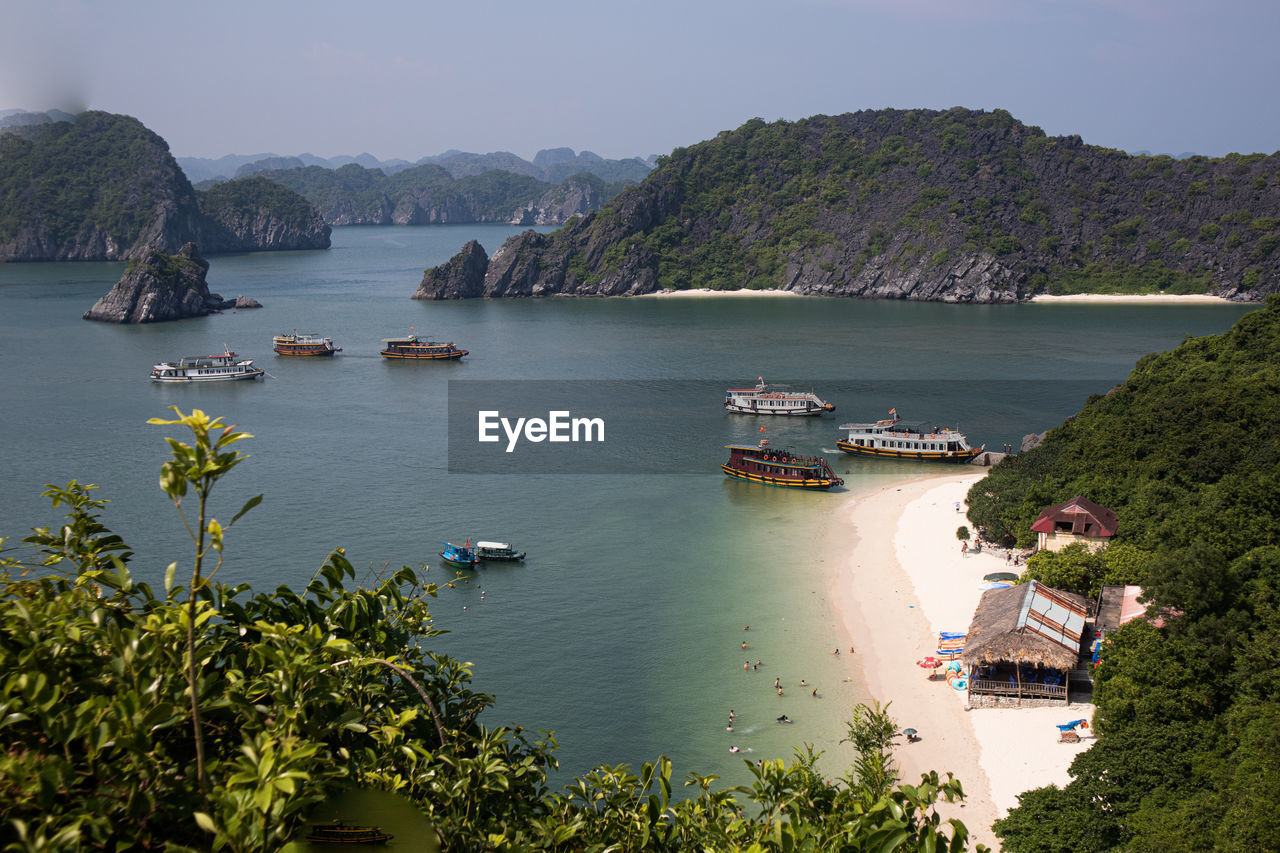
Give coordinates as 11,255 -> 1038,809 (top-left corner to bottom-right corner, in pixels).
724,377 -> 834,416
149,350 -> 265,382
721,440 -> 844,489
440,541 -> 480,568
475,541 -> 526,561
272,331 -> 341,357
379,333 -> 467,360
304,819 -> 393,845
836,410 -> 982,462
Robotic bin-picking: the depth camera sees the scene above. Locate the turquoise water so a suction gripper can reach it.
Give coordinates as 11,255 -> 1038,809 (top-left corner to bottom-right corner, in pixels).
0,226 -> 1257,790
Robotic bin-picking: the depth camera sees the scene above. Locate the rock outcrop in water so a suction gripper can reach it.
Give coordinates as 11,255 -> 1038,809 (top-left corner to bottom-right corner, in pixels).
414,108 -> 1280,302
83,243 -> 256,323
413,240 -> 489,299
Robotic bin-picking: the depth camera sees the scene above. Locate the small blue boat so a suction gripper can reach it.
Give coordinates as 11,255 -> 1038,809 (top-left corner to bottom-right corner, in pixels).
440,541 -> 479,568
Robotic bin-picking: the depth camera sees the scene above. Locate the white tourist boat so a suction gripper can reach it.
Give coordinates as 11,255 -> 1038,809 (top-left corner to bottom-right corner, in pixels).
723,378 -> 835,416
836,409 -> 982,462
149,349 -> 266,382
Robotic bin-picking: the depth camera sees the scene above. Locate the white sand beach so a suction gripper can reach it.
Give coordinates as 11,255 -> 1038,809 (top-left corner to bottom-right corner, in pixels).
1030,293 -> 1230,304
832,470 -> 1094,851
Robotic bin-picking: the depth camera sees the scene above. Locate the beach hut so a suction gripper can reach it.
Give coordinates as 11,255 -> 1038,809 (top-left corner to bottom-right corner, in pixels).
1030,496 -> 1117,553
962,580 -> 1088,704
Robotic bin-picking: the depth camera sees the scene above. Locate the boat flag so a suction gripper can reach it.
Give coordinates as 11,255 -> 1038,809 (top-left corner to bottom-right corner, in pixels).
889,408 -> 897,415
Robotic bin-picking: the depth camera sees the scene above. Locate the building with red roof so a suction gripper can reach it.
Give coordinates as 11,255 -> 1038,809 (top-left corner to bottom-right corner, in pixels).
1030,496 -> 1117,553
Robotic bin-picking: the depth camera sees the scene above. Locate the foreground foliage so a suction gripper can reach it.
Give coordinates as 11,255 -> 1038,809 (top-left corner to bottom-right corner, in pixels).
0,408 -> 982,851
970,298 -> 1280,851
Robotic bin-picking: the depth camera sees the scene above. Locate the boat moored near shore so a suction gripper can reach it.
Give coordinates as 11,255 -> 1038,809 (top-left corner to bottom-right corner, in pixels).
722,440 -> 844,489
273,331 -> 341,356
724,378 -> 835,416
149,350 -> 265,382
837,410 -> 982,462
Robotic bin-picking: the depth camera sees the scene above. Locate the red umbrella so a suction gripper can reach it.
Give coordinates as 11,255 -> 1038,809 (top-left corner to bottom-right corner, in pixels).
916,657 -> 940,668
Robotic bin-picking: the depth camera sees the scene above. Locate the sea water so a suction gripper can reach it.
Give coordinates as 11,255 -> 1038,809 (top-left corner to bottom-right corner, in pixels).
0,225 -> 1256,791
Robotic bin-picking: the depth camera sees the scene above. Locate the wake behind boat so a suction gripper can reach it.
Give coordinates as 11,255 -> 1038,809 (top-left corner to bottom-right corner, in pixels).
149,350 -> 265,382
836,409 -> 982,462
724,377 -> 834,416
722,440 -> 844,489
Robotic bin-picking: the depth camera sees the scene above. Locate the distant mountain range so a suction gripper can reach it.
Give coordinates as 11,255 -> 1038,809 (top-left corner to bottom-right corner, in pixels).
176,147 -> 656,186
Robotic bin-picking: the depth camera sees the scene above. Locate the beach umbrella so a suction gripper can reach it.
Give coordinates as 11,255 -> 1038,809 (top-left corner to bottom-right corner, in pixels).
979,581 -> 1012,590
983,572 -> 1019,582
916,657 -> 939,668
902,728 -> 918,738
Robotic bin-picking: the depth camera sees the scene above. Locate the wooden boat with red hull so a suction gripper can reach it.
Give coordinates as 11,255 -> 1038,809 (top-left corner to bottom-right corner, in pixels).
380,333 -> 467,360
273,331 -> 341,357
722,441 -> 844,489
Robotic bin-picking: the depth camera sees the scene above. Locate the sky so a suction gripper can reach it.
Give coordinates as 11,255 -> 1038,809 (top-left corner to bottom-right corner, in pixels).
3,0 -> 1279,163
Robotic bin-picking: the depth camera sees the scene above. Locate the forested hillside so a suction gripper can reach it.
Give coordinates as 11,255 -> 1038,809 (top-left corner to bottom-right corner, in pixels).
966,297 -> 1280,850
0,112 -> 329,261
416,108 -> 1280,301
254,161 -> 633,226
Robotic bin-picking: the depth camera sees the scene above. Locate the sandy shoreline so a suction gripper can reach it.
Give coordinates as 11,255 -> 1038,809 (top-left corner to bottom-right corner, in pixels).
832,470 -> 1093,851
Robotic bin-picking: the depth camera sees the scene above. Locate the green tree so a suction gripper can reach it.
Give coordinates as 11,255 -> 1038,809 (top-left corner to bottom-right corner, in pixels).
0,412 -> 987,851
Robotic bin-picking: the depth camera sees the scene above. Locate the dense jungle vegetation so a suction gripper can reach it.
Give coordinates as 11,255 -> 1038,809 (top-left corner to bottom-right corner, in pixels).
968,297 -> 1280,851
0,112 -> 327,260
452,108 -> 1280,299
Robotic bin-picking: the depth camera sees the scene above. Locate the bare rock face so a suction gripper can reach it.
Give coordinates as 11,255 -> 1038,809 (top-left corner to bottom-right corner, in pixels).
414,240 -> 489,299
83,243 -> 251,323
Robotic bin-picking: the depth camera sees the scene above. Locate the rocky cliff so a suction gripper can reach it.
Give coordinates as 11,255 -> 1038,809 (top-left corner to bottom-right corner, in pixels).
0,112 -> 330,262
412,240 -> 489,299
256,163 -> 624,227
83,243 -> 255,323
415,108 -> 1280,302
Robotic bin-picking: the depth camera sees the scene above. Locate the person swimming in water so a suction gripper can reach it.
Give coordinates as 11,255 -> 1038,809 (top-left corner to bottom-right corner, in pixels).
776,714 -> 792,723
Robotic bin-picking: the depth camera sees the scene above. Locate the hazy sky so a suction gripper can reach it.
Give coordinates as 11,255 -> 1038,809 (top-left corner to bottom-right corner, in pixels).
4,0 -> 1278,162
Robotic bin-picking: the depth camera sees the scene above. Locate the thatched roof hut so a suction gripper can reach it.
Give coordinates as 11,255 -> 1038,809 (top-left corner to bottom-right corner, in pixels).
962,580 -> 1089,672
